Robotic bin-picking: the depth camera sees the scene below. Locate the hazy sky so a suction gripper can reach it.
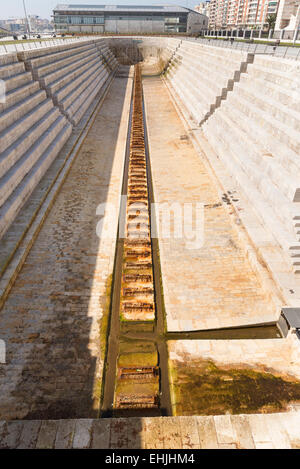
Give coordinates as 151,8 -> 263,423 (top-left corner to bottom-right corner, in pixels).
0,0 -> 202,20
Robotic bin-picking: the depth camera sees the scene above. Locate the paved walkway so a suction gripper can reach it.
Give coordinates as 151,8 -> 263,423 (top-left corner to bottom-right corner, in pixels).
0,71 -> 132,420
0,413 -> 299,448
143,76 -> 280,332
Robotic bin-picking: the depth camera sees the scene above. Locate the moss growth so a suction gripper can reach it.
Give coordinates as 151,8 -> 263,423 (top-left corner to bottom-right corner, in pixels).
116,380 -> 159,396
96,273 -> 113,411
171,359 -> 300,416
118,338 -> 157,367
120,320 -> 155,334
99,274 -> 113,360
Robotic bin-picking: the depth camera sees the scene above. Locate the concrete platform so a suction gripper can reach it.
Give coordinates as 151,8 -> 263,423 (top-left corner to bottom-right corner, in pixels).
143,76 -> 280,332
0,413 -> 299,448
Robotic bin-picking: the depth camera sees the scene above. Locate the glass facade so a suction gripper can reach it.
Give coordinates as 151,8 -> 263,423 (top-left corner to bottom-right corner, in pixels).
54,9 -> 190,32
54,15 -> 104,25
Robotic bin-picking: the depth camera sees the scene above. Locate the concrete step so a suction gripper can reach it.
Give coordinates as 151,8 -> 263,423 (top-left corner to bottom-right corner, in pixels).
0,53 -> 18,66
2,71 -> 33,92
168,68 -> 210,122
168,72 -> 202,123
52,58 -> 103,104
228,91 -> 300,154
205,109 -> 296,228
0,89 -> 46,133
71,73 -> 108,126
220,99 -> 300,203
234,80 -> 300,132
220,95 -> 300,182
238,74 -> 300,112
39,50 -> 99,89
17,39 -> 95,61
0,81 -> 40,113
0,98 -> 53,154
60,63 -> 106,114
203,118 -> 296,251
0,106 -> 60,180
0,121 -> 72,240
33,46 -> 98,79
0,61 -> 25,79
173,53 -> 231,96
175,56 -> 226,101
246,62 -> 296,88
182,42 -> 242,55
179,46 -> 245,73
0,115 -> 68,209
66,69 -> 109,126
25,43 -> 97,70
253,54 -> 300,72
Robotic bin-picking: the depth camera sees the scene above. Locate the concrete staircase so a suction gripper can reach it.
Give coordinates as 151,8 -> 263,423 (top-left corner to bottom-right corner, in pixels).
202,54 -> 300,272
19,39 -> 118,126
165,41 -> 254,125
0,53 -> 72,240
160,38 -> 182,69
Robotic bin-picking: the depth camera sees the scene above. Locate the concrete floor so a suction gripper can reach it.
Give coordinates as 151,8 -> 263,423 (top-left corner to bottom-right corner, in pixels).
143,76 -> 280,332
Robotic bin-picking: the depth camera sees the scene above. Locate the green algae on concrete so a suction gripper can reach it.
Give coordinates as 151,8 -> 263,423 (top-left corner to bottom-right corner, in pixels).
96,274 -> 113,411
170,358 -> 300,416
118,338 -> 157,367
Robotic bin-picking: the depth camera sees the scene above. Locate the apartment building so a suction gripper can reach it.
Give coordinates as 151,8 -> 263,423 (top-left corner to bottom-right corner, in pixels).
209,0 -> 279,27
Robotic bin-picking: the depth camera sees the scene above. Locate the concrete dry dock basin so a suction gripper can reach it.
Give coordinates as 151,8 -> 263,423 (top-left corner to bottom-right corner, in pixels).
0,36 -> 300,449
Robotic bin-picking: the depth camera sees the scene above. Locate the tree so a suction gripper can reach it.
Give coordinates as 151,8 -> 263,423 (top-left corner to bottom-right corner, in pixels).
266,13 -> 277,31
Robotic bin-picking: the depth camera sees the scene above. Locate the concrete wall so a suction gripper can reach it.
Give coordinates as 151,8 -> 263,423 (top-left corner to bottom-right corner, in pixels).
162,38 -> 300,307
0,39 -> 118,241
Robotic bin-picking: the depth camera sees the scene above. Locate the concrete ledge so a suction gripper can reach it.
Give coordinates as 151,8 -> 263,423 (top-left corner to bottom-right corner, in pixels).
0,413 -> 299,449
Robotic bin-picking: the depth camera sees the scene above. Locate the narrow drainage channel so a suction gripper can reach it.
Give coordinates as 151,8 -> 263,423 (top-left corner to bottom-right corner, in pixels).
101,65 -> 283,419
101,64 -> 172,418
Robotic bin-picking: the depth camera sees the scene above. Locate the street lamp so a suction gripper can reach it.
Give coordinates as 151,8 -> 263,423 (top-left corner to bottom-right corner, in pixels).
22,0 -> 31,38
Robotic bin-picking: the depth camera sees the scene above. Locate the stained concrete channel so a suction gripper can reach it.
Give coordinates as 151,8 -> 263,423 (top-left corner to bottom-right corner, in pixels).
101,66 -> 283,419
101,65 -> 172,418
0,39 -> 300,426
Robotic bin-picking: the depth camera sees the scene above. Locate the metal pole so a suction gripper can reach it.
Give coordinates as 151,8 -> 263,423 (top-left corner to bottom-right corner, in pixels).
22,0 -> 31,38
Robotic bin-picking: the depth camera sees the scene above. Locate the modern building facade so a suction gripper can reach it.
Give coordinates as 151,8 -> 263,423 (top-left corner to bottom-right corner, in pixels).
208,0 -> 279,28
53,4 -> 208,34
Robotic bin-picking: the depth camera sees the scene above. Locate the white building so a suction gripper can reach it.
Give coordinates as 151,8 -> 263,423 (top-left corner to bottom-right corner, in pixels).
53,4 -> 208,34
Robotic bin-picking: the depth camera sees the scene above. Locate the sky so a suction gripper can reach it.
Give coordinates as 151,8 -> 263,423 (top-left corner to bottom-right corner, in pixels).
0,0 -> 203,20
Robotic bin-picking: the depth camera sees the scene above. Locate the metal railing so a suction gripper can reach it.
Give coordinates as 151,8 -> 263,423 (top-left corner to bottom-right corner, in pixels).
184,37 -> 300,60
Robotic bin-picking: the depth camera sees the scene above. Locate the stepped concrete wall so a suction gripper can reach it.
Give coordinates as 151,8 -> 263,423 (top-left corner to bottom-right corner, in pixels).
162,39 -> 300,308
202,55 -> 300,273
0,39 -> 118,242
19,39 -> 118,126
108,37 -> 181,74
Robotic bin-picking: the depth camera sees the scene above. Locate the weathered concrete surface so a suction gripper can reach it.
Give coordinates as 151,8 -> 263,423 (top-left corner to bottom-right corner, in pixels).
169,333 -> 300,383
0,68 -> 133,420
143,76 -> 280,332
164,52 -> 300,309
0,413 -> 299,448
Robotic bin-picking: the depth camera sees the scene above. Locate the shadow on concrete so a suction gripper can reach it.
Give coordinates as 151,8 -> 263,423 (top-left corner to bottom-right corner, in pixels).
0,67 -> 131,420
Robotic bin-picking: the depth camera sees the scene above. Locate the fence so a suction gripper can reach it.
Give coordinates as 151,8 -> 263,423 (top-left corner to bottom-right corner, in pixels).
203,28 -> 300,42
